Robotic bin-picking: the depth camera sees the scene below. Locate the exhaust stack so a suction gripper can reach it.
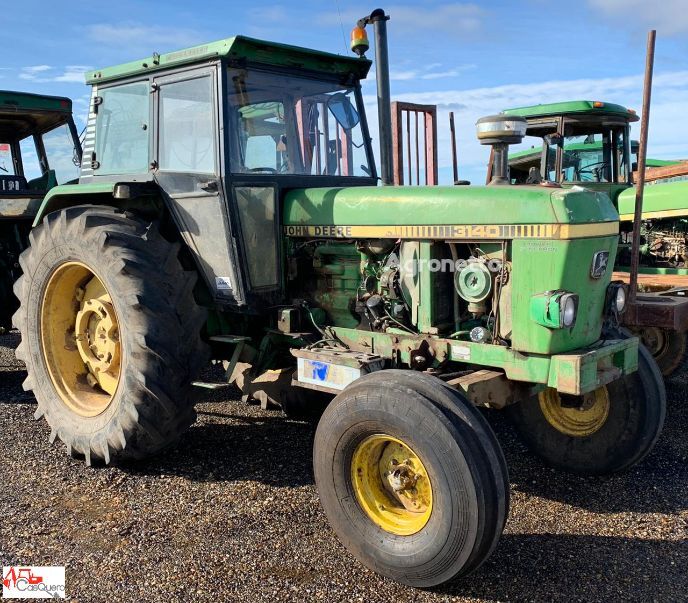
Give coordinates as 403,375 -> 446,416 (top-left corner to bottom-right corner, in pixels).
352,9 -> 393,185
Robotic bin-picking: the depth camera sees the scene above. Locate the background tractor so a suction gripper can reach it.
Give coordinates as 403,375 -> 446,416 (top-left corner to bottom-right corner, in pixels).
0,91 -> 82,331
498,100 -> 688,377
8,12 -> 665,587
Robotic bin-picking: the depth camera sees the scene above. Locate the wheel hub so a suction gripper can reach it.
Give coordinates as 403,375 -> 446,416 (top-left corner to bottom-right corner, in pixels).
351,434 -> 432,535
40,262 -> 121,417
539,386 -> 610,437
637,326 -> 667,356
74,297 -> 120,394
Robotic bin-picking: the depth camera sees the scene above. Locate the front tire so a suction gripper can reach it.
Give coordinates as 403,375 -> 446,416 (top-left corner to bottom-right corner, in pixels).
313,370 -> 508,587
507,344 -> 665,475
13,206 -> 208,464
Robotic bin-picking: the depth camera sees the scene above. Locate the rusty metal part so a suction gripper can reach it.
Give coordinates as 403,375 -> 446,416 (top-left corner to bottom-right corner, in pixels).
622,293 -> 688,331
613,271 -> 688,291
445,369 -> 533,409
629,30 -> 657,305
391,102 -> 438,185
450,111 -> 458,183
634,161 -> 688,183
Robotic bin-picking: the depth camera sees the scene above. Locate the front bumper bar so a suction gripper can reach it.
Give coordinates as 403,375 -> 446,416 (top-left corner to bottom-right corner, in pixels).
546,337 -> 638,396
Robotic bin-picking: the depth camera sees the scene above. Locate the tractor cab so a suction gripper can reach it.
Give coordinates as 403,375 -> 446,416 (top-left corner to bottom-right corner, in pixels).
77,36 -> 376,308
503,100 -> 638,202
0,91 -> 82,330
0,91 -> 82,214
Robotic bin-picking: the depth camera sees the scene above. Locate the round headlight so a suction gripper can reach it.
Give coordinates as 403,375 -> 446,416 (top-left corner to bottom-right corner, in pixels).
561,294 -> 578,327
614,285 -> 627,313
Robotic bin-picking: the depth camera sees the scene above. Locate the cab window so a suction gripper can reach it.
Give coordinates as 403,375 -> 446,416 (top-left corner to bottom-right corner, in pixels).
159,76 -> 216,174
95,81 -> 149,175
42,123 -> 80,183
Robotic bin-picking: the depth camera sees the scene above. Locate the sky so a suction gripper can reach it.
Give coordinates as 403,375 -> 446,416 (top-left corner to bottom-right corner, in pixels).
3,0 -> 688,184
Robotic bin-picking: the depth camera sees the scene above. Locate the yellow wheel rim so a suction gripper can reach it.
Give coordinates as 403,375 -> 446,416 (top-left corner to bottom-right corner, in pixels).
539,386 -> 610,437
40,262 -> 121,417
351,434 -> 433,536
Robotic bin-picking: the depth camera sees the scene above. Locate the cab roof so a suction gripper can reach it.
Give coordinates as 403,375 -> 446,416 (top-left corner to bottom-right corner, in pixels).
504,100 -> 639,122
86,35 -> 372,85
0,90 -> 72,115
0,90 -> 73,140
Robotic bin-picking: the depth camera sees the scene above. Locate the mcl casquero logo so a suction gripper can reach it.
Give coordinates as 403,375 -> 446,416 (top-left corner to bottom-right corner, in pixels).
2,566 -> 65,599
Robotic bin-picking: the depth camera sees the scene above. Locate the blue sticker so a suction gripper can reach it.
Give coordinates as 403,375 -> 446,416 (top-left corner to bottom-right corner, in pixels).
311,361 -> 329,381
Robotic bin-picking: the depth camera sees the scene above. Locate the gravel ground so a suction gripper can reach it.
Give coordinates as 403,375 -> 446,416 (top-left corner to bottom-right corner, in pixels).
1,330 -> 686,603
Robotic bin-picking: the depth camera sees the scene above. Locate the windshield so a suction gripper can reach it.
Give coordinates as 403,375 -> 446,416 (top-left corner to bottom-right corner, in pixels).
227,68 -> 372,177
546,123 -> 630,184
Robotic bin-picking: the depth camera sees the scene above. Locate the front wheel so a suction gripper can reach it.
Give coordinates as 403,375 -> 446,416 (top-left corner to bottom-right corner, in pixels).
13,206 -> 208,464
507,344 -> 665,475
313,370 -> 508,587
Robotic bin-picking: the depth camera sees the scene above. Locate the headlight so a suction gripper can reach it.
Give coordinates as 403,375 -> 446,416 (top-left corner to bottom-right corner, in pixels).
560,293 -> 578,327
529,291 -> 579,329
607,282 -> 627,315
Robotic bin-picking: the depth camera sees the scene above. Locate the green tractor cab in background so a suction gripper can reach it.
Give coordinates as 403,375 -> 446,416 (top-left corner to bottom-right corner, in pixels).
501,100 -> 688,377
0,91 -> 82,331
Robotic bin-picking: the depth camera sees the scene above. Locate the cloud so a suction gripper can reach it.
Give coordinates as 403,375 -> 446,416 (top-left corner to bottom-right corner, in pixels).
588,0 -> 688,35
318,3 -> 486,36
361,70 -> 688,183
85,23 -> 204,50
19,65 -> 91,84
374,64 -> 476,82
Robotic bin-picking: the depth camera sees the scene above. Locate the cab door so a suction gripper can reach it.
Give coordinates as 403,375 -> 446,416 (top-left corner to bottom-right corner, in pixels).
153,67 -> 245,305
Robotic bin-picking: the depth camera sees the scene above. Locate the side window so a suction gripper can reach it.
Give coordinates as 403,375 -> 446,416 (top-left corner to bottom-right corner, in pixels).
95,82 -> 149,175
235,186 -> 279,289
19,137 -> 43,181
42,124 -> 80,184
159,77 -> 215,173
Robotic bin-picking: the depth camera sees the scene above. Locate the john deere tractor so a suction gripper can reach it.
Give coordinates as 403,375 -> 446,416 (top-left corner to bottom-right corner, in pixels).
0,91 -> 82,331
501,100 -> 688,376
11,13 -> 665,587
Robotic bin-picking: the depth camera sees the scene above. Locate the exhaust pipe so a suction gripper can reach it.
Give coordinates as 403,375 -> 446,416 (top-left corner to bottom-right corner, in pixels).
352,9 -> 393,185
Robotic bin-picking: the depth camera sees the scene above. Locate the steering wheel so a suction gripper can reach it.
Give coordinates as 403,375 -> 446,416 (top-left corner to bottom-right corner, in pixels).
577,161 -> 609,182
248,167 -> 278,173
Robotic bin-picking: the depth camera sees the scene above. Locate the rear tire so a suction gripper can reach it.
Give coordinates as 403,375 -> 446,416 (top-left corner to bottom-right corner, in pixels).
507,344 -> 665,475
313,370 -> 508,587
13,205 -> 208,464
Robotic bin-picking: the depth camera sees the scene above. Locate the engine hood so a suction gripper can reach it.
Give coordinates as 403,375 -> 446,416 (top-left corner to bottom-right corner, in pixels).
283,185 -> 618,241
617,180 -> 688,222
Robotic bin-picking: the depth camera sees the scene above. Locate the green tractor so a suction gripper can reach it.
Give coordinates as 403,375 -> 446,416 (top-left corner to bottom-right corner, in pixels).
11,13 -> 665,586
501,100 -> 688,376
0,91 -> 82,331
